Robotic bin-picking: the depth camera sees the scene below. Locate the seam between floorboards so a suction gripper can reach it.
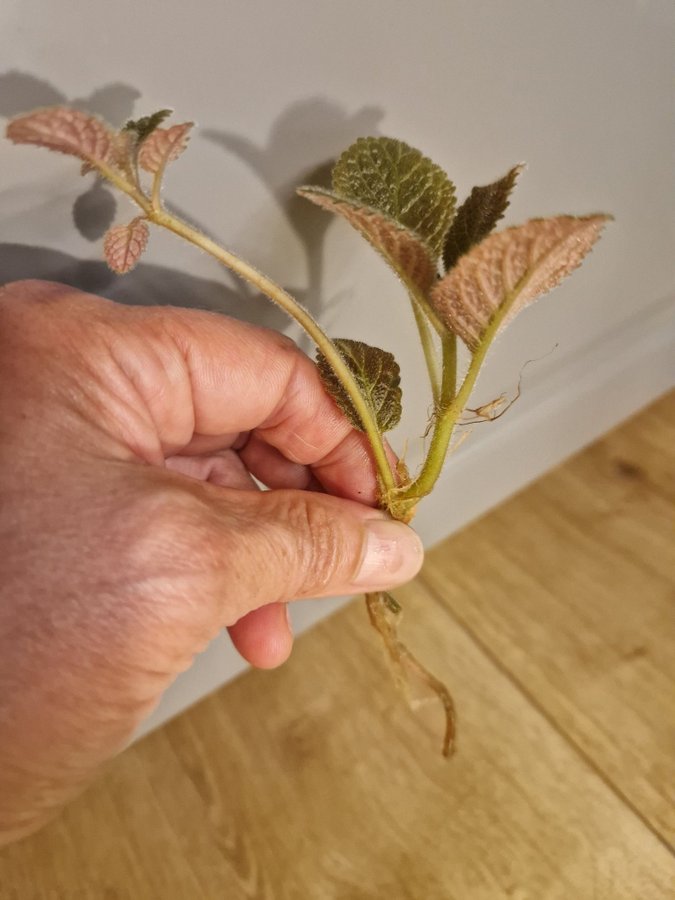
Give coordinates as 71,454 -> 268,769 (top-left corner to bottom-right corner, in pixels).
417,570 -> 675,858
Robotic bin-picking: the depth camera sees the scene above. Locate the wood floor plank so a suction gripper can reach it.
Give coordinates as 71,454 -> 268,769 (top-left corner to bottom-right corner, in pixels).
421,390 -> 675,845
1,577 -> 673,898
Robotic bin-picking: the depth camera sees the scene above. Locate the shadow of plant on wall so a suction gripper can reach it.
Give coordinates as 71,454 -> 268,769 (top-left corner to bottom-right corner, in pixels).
0,74 -> 385,337
203,98 -> 384,342
0,71 -> 141,241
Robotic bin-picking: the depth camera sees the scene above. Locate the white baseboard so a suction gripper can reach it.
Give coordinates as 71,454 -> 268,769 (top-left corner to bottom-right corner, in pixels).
138,294 -> 674,738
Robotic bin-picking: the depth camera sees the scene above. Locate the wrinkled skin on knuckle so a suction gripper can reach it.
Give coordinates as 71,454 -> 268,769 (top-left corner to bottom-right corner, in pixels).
265,492 -> 361,601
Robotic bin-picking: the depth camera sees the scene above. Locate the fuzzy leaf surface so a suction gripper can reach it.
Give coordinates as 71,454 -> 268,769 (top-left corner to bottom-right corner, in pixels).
138,122 -> 193,174
123,109 -> 172,143
431,215 -> 610,352
298,187 -> 437,293
331,137 -> 456,256
6,106 -> 113,166
443,165 -> 523,271
316,338 -> 402,433
103,217 -> 149,274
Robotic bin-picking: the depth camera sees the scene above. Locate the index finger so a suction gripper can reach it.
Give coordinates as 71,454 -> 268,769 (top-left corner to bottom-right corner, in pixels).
124,303 -> 387,504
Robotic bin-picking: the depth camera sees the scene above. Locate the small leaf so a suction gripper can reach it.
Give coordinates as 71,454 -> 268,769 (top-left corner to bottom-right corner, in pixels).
6,106 -> 113,167
430,215 -> 611,352
138,122 -> 193,174
103,217 -> 149,274
298,186 -> 437,293
443,165 -> 523,271
123,109 -> 172,143
331,137 -> 456,256
316,338 -> 402,432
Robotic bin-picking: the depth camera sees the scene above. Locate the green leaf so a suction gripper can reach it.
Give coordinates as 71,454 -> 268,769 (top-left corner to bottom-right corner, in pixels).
443,165 -> 523,271
123,109 -> 172,143
331,137 -> 456,257
430,214 -> 611,352
316,338 -> 402,433
298,186 -> 437,294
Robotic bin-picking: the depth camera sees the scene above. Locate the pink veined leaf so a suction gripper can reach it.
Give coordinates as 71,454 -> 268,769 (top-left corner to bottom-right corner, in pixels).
138,122 -> 193,174
298,187 -> 438,294
430,214 -> 611,352
6,106 -> 113,167
103,218 -> 150,274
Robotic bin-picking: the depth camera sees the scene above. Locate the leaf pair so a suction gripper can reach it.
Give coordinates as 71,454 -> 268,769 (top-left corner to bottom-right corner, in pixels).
300,136 -> 609,406
6,106 -> 194,273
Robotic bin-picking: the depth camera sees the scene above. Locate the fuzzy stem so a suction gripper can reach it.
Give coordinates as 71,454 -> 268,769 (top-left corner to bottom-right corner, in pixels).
397,319 -> 495,504
96,162 -> 397,496
411,299 -> 441,404
440,332 -> 457,406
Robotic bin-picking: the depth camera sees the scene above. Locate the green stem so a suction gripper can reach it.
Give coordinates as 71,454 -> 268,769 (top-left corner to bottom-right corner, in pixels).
440,332 -> 457,406
411,299 -> 441,403
398,320 -> 494,504
97,162 -> 397,496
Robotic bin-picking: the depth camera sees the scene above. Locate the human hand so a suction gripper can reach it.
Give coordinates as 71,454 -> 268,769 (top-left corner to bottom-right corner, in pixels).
0,280 -> 423,844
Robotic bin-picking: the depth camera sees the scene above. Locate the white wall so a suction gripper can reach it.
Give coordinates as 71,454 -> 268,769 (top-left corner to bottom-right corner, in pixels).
1,0 -> 673,733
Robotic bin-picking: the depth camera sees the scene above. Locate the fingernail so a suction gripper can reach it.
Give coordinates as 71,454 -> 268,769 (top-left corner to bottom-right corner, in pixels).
354,519 -> 424,590
284,603 -> 293,634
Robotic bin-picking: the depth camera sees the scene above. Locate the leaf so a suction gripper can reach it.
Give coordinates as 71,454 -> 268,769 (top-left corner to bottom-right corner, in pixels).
443,165 -> 523,271
123,109 -> 173,143
298,186 -> 437,293
331,137 -> 456,257
103,217 -> 150,274
333,137 -> 455,255
316,338 -> 402,432
138,122 -> 193,174
6,106 -> 113,167
430,215 -> 611,352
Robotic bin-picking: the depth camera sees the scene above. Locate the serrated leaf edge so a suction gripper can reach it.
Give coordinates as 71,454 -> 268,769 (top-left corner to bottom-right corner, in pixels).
432,213 -> 611,352
298,185 -> 438,294
331,136 -> 457,256
443,163 -> 524,272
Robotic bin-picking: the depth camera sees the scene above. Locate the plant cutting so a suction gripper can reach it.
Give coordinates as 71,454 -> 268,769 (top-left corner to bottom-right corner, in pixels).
5,106 -> 610,756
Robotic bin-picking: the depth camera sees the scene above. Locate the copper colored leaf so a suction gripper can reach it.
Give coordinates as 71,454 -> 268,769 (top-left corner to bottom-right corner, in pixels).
6,106 -> 113,166
103,217 -> 149,274
443,165 -> 523,271
138,122 -> 193,174
331,137 -> 456,257
316,338 -> 402,433
430,215 -> 610,352
298,187 -> 437,294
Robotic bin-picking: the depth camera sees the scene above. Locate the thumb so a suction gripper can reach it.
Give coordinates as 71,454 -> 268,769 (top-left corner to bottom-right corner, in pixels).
210,487 -> 424,623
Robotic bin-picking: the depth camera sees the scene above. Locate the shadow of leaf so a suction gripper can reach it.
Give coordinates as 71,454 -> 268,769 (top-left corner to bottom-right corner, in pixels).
204,97 -> 385,315
72,180 -> 118,240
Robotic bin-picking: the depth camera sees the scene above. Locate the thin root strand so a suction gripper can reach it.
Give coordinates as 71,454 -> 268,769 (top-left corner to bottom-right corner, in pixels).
366,592 -> 456,757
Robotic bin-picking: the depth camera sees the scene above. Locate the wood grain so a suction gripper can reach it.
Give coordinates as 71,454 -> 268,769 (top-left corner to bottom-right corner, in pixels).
422,389 -> 675,845
0,393 -> 673,899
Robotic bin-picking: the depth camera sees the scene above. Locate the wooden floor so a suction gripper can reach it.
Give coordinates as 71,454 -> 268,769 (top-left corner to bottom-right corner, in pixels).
1,392 -> 674,899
